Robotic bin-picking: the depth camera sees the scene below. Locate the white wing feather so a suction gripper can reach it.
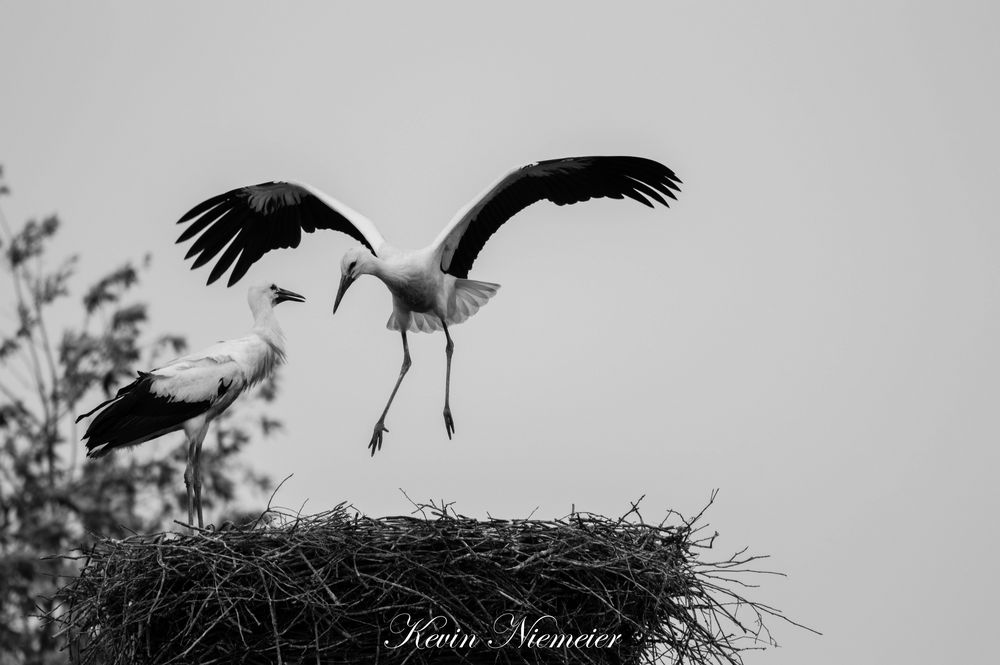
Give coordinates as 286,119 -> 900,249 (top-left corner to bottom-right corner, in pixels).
294,180 -> 387,253
431,167 -> 516,272
150,355 -> 246,406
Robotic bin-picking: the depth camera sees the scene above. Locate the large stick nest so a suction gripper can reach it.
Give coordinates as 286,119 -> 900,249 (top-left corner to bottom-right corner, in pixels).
50,496 -> 787,664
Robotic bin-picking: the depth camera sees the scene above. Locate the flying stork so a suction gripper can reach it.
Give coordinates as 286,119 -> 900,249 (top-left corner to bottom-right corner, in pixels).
175,156 -> 681,454
77,283 -> 305,527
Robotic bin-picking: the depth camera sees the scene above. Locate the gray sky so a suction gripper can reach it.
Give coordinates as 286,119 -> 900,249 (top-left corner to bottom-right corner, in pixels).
2,2 -> 998,663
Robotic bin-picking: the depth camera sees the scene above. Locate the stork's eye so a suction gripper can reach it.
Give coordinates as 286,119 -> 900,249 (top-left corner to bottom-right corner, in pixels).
270,284 -> 277,291
348,261 -> 357,271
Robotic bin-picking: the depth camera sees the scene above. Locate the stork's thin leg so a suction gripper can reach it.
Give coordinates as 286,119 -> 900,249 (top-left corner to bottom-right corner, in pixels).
370,331 -> 411,456
192,429 -> 207,529
442,322 -> 455,439
184,434 -> 197,526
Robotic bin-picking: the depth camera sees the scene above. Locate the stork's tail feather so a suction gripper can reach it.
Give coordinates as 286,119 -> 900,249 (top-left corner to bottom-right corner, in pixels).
385,279 -> 501,333
386,310 -> 445,333
448,279 -> 500,325
79,373 -> 208,458
75,372 -> 147,423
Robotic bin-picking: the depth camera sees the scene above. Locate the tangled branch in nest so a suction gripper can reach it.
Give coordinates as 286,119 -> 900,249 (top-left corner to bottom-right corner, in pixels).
48,494 -> 793,664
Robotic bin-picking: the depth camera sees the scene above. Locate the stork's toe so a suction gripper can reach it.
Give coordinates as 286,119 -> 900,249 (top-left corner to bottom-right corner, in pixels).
443,408 -> 455,440
369,421 -> 389,456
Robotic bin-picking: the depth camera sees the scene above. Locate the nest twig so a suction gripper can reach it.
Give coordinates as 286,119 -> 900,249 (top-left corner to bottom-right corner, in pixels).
48,495 -> 792,664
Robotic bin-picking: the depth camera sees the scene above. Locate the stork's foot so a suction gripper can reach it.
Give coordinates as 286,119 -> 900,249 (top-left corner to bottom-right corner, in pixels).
369,421 -> 389,456
443,406 -> 455,440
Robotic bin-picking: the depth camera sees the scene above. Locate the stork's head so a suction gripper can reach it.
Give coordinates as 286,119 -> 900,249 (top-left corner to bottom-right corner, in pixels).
248,283 -> 306,314
333,247 -> 373,314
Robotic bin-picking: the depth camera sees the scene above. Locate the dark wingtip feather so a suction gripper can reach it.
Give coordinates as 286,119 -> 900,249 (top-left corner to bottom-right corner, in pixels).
623,190 -> 655,208
208,254 -> 238,285
178,191 -> 234,223
226,263 -> 248,287
206,235 -> 245,285
190,251 -> 215,270
626,177 -> 669,207
176,208 -> 223,242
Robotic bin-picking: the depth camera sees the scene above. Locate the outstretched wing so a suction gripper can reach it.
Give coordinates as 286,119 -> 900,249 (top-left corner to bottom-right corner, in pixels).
176,181 -> 386,286
434,156 -> 681,278
78,356 -> 246,457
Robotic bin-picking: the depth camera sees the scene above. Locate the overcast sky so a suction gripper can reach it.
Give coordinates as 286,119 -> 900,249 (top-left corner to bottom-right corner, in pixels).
2,2 -> 998,663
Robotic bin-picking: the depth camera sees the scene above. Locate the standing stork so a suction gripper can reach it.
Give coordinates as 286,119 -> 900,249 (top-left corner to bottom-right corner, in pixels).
77,283 -> 305,527
175,156 -> 681,454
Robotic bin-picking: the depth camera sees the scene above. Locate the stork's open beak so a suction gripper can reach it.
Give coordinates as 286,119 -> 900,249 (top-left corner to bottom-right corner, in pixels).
333,273 -> 355,314
274,287 -> 306,304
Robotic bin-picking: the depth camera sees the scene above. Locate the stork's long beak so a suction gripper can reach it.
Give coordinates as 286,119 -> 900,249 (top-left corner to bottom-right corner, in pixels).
333,273 -> 355,314
274,287 -> 306,304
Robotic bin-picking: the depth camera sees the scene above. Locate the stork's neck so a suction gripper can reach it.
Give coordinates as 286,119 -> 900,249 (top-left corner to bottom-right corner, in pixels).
243,303 -> 287,387
358,251 -> 385,279
250,303 -> 286,349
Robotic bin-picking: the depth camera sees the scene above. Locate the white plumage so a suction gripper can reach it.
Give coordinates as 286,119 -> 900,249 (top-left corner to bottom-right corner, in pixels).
78,283 -> 304,527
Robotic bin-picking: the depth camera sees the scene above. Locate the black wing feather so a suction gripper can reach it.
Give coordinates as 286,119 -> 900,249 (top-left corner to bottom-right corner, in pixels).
178,192 -> 231,223
228,221 -> 269,286
79,374 -> 211,457
445,156 -> 681,278
186,207 -> 244,263
207,232 -> 245,285
176,201 -> 228,242
176,182 -> 375,286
